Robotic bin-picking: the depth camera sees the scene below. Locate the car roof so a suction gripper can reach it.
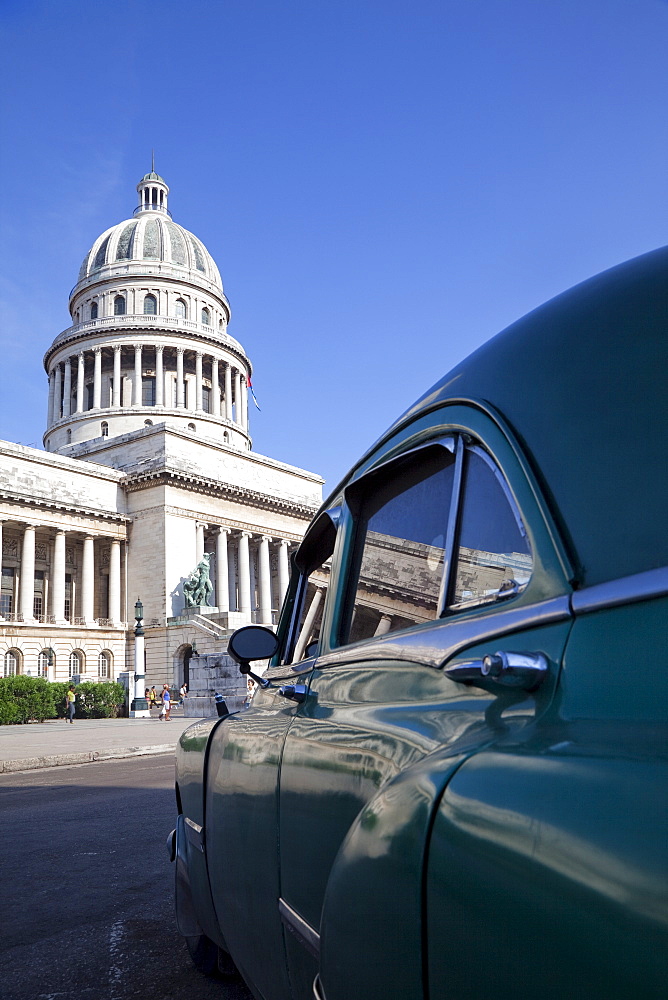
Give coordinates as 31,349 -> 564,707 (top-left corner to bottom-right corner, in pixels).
339,246 -> 668,588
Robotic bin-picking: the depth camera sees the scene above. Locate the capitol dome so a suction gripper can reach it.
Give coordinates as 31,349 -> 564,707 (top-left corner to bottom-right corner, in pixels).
73,171 -> 223,293
43,169 -> 252,457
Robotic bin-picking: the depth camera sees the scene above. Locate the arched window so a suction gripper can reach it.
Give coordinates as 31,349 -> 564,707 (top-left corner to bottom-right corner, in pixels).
219,319 -> 223,331
98,651 -> 111,678
90,302 -> 98,320
143,294 -> 157,315
4,649 -> 20,676
69,650 -> 83,676
187,422 -> 196,432
38,649 -> 53,678
144,419 -> 153,426
201,307 -> 210,326
114,295 -> 126,316
101,421 -> 109,437
223,431 -> 229,443
175,299 -> 187,320
66,429 -> 72,443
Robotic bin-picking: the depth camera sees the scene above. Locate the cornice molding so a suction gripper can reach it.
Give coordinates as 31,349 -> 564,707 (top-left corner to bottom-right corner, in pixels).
0,488 -> 129,525
121,468 -> 319,519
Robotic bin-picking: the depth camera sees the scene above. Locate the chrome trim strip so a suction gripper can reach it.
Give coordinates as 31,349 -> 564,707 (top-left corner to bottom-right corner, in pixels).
279,898 -> 320,958
571,566 -> 668,614
313,973 -> 327,1000
317,595 -> 571,672
184,816 -> 204,853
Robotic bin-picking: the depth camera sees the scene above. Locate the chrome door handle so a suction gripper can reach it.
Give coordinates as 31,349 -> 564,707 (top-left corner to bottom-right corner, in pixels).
277,684 -> 308,703
445,651 -> 548,690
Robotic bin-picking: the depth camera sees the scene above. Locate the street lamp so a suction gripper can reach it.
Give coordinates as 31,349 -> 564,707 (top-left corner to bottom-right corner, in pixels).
130,596 -> 150,718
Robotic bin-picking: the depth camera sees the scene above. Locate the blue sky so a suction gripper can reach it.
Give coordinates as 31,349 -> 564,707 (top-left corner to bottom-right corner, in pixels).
1,0 -> 666,492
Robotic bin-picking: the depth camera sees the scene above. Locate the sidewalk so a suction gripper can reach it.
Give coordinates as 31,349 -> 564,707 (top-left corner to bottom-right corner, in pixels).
0,707 -> 205,774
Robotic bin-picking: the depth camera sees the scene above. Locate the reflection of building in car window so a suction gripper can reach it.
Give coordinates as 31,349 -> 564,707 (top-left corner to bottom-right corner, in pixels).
292,567 -> 330,662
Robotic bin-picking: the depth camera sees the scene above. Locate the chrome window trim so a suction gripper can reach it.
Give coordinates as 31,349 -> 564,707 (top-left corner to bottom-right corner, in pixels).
316,595 -> 571,672
279,897 -> 320,958
571,566 -> 668,614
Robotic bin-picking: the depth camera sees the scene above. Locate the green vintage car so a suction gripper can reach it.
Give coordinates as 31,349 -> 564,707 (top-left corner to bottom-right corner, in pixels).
169,246 -> 668,1000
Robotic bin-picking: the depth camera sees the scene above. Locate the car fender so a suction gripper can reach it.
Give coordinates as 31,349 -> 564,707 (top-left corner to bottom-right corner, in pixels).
317,748 -> 472,1000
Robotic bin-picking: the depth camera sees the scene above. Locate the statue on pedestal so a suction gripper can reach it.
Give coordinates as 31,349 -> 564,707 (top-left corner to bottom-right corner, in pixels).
183,552 -> 214,608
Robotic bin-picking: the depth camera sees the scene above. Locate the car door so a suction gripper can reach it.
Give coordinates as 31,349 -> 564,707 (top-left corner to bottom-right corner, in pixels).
276,405 -> 575,1000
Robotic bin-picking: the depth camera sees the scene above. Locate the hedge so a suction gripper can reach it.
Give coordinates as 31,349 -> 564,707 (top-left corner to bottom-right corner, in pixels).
0,677 -> 126,724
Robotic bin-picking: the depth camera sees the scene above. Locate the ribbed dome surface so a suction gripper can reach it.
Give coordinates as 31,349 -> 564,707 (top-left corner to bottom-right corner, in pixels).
76,215 -> 222,288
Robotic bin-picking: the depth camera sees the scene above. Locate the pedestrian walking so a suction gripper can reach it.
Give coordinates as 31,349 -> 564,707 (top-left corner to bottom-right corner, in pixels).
179,683 -> 187,706
149,686 -> 157,709
161,684 -> 171,721
65,684 -> 76,724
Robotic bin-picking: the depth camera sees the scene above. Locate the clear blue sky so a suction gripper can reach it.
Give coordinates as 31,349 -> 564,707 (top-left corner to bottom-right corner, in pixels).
1,0 -> 666,492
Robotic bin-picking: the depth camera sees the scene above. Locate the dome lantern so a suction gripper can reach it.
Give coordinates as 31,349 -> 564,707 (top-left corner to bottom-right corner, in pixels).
135,157 -> 170,217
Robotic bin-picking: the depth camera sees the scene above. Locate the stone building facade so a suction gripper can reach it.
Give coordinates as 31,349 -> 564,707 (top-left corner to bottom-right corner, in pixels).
0,170 -> 323,711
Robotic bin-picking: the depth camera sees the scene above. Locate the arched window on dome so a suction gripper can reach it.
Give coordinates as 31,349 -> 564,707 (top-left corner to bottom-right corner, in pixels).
223,431 -> 229,444
144,294 -> 157,315
144,419 -> 153,427
188,422 -> 196,432
219,319 -> 223,331
175,299 -> 187,320
114,295 -> 126,316
90,302 -> 98,320
201,307 -> 210,326
101,421 -> 109,438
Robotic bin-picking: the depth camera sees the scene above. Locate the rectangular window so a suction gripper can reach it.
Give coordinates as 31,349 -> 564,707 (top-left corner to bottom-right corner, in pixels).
64,573 -> 72,622
202,386 -> 211,413
142,376 -> 156,406
34,569 -> 45,619
86,383 -> 94,411
1,567 -> 14,617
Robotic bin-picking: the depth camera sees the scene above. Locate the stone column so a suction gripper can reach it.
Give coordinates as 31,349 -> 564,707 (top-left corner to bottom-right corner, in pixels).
293,586 -> 325,663
76,352 -> 85,412
81,535 -> 95,623
113,346 -> 122,407
277,539 -> 290,607
195,522 -> 206,565
51,530 -> 66,623
241,376 -> 249,432
374,614 -> 393,636
0,522 -> 3,614
155,345 -> 164,406
258,535 -> 273,625
133,344 -> 142,406
228,540 -> 237,611
195,352 -> 203,410
19,524 -> 36,622
93,347 -> 102,409
234,369 -> 241,426
176,348 -> 185,407
109,539 -> 121,624
237,531 -> 251,617
47,370 -> 56,427
215,527 -> 230,612
62,359 -> 72,418
225,363 -> 233,420
53,364 -> 62,421
211,359 -> 220,416
249,543 -> 257,619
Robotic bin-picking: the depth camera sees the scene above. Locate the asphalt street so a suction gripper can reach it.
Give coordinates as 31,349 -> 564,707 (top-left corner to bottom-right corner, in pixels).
0,756 -> 254,1000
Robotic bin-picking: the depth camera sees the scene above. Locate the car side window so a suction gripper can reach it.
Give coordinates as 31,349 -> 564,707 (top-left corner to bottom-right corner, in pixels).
338,437 -> 532,648
449,446 -> 532,610
343,448 -> 456,644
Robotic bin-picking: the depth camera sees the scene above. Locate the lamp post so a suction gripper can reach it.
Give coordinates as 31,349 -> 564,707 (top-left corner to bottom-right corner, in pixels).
130,598 -> 150,717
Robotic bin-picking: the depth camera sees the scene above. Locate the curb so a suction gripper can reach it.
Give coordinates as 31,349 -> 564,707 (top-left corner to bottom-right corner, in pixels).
0,744 -> 176,774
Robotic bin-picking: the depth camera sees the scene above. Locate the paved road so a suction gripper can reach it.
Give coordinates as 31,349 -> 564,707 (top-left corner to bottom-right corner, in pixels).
0,756 -> 253,1000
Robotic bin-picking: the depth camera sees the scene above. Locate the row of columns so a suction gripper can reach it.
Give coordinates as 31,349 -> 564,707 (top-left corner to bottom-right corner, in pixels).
0,521 -> 123,625
47,345 -> 249,431
198,525 -> 292,626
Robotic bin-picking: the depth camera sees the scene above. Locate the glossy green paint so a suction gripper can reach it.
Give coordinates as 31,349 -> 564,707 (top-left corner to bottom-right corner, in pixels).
173,247 -> 667,1000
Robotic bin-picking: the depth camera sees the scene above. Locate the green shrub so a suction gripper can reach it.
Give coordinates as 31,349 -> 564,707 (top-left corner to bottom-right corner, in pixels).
0,675 -> 56,723
74,681 -> 125,719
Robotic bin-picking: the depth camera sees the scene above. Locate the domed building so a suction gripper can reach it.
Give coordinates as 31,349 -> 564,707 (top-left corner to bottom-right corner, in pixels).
0,170 -> 323,712
44,171 -> 250,453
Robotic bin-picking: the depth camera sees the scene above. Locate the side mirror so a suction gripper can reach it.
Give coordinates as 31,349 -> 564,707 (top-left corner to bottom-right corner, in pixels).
228,626 -> 280,689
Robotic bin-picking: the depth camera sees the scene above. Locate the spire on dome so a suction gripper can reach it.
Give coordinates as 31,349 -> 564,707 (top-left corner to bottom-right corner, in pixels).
135,163 -> 170,218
